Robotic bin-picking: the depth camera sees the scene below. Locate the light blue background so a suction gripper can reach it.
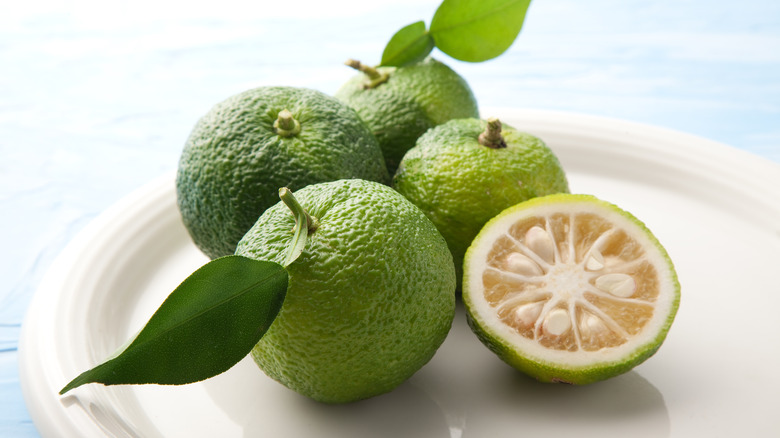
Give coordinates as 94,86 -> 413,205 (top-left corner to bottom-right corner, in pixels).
2,0 -> 778,435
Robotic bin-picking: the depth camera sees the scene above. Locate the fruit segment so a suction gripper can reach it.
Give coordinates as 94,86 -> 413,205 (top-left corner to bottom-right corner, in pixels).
484,211 -> 660,353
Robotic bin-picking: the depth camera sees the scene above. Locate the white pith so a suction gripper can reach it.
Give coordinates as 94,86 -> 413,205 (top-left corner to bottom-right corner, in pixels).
465,200 -> 677,367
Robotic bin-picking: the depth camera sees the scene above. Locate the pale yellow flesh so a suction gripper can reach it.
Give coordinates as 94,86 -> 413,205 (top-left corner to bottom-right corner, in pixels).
481,212 -> 661,353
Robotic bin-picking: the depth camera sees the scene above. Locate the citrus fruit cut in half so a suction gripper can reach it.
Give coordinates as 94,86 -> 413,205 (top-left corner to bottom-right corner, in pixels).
463,194 -> 680,384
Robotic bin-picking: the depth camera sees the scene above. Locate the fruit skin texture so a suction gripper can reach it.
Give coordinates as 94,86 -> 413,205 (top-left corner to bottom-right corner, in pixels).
393,118 -> 569,286
462,194 -> 681,384
176,86 -> 389,259
235,179 -> 456,403
334,57 -> 479,175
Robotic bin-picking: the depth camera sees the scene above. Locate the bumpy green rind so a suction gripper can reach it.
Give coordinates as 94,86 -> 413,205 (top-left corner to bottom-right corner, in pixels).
176,86 -> 389,259
236,179 -> 456,403
393,118 -> 569,288
462,194 -> 681,384
335,57 -> 479,175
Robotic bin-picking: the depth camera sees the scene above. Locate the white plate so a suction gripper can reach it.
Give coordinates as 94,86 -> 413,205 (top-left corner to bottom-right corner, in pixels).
19,109 -> 780,437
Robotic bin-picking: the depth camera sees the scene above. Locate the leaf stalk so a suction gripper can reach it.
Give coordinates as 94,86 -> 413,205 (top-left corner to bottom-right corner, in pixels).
345,59 -> 390,89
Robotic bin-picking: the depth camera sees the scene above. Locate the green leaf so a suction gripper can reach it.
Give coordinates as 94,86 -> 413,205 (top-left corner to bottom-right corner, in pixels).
380,21 -> 435,67
429,0 -> 532,62
60,256 -> 288,394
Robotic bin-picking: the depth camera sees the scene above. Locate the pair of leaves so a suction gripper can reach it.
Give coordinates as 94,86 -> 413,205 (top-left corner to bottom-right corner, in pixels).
60,189 -> 312,395
380,0 -> 532,67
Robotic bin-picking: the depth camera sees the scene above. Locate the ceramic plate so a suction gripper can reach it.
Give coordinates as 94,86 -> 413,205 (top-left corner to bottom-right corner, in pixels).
19,109 -> 780,437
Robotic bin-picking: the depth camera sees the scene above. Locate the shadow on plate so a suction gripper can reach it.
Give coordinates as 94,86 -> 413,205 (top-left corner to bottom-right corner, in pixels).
203,305 -> 670,438
457,367 -> 671,438
202,358 -> 450,438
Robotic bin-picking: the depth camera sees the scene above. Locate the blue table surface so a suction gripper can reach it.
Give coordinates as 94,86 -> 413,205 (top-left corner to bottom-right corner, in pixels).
2,0 -> 779,435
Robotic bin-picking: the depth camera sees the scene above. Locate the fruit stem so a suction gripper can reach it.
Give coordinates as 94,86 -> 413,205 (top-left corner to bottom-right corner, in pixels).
478,117 -> 507,149
345,59 -> 389,89
274,109 -> 301,137
279,188 -> 319,234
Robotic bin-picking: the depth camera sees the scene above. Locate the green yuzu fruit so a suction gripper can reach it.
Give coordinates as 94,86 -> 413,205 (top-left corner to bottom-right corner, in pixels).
176,86 -> 389,259
335,57 -> 479,174
236,179 -> 456,403
393,117 -> 569,287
